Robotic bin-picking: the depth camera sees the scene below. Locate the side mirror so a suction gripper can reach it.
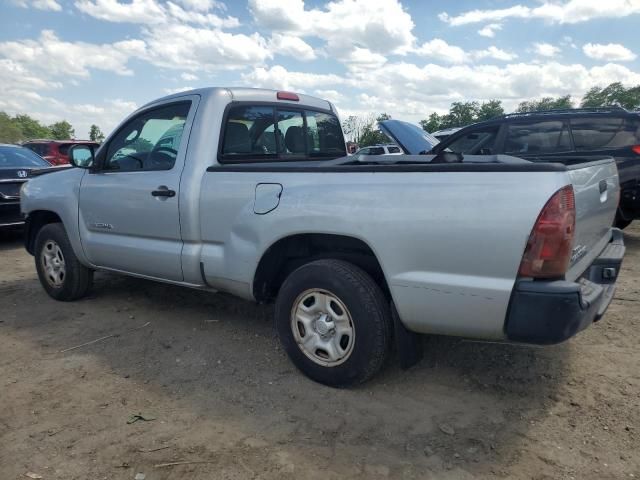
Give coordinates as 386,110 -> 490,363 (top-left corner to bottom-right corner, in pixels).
68,144 -> 95,169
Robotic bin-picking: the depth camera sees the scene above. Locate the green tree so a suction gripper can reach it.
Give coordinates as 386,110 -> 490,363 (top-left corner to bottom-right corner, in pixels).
581,82 -> 640,110
447,101 -> 479,128
477,99 -> 505,121
0,112 -> 23,143
419,100 -> 504,133
49,120 -> 75,140
419,112 -> 444,133
357,114 -> 392,147
12,114 -> 50,140
89,124 -> 105,142
342,115 -> 369,144
515,95 -> 573,113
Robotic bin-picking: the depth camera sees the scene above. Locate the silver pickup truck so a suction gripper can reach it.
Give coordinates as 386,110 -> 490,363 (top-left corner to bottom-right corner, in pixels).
21,88 -> 625,386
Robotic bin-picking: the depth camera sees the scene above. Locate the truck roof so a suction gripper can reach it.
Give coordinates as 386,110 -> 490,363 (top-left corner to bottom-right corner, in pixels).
142,87 -> 336,114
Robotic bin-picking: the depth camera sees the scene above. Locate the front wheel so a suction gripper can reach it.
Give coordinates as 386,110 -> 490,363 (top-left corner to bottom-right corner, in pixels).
34,223 -> 93,301
275,259 -> 391,387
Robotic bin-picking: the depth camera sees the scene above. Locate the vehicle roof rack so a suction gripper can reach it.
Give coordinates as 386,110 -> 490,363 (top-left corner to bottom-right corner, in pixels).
503,106 -> 629,118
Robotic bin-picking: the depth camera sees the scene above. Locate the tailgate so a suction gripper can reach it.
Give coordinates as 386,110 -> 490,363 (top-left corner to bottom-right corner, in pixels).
565,158 -> 619,281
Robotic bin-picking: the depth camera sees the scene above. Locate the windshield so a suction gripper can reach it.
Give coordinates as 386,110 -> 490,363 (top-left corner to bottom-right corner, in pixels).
0,146 -> 50,168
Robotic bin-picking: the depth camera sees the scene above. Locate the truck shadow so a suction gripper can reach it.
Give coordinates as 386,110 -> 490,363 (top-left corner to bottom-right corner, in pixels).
6,226 -> 639,477
1,266 -> 572,478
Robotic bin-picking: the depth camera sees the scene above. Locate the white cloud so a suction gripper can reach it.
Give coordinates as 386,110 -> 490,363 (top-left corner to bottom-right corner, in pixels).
314,89 -> 345,104
75,0 -> 168,24
140,24 -> 271,71
12,0 -> 61,11
583,42 -> 637,62
0,59 -> 61,93
339,60 -> 640,123
478,23 -> 502,38
0,86 -> 138,138
164,86 -> 194,94
533,42 -> 561,58
75,0 -> 239,26
415,39 -> 516,63
173,0 -> 224,12
180,72 -> 199,81
249,0 -> 415,56
239,60 -> 640,125
414,38 -> 468,64
440,0 -> 640,26
473,46 -> 517,62
269,33 -> 316,61
0,30 -> 141,77
164,2 -> 240,27
337,47 -> 387,72
242,65 -> 346,92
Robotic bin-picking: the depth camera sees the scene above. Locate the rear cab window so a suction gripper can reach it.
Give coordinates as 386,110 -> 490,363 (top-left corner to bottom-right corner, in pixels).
220,104 -> 346,162
505,121 -> 571,154
571,116 -> 640,150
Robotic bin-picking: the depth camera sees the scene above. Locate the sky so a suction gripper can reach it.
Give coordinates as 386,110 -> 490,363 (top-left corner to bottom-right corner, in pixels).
1,0 -> 640,138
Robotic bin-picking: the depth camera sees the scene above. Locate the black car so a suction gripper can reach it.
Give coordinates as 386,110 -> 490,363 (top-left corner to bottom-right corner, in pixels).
0,144 -> 53,228
431,107 -> 640,228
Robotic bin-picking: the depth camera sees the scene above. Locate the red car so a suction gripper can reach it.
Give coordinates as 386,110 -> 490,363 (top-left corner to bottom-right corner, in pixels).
22,140 -> 100,166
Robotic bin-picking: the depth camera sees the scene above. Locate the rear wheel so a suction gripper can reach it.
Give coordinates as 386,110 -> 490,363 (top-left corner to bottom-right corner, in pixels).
35,223 -> 93,301
275,259 -> 391,387
614,210 -> 632,229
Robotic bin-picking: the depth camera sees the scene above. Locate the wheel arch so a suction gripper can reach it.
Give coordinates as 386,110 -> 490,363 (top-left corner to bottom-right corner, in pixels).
24,210 -> 64,255
252,233 -> 390,303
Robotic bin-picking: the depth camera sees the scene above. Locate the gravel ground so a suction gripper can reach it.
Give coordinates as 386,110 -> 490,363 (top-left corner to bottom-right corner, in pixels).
0,225 -> 638,480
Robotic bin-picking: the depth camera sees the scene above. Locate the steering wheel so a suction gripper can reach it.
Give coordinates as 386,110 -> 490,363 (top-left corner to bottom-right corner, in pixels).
153,146 -> 178,156
114,154 -> 144,169
147,146 -> 178,169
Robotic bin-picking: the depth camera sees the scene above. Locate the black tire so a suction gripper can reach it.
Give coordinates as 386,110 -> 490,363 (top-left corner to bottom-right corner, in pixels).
275,259 -> 391,387
614,211 -> 632,230
34,223 -> 93,301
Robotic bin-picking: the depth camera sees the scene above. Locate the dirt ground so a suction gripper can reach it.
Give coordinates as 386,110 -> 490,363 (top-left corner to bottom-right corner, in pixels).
0,226 -> 638,480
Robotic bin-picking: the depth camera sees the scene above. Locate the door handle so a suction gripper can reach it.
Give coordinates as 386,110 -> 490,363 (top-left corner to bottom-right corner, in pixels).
151,187 -> 176,198
599,180 -> 607,194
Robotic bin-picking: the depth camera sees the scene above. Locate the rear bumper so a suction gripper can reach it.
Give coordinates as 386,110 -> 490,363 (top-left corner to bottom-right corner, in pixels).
505,229 -> 625,345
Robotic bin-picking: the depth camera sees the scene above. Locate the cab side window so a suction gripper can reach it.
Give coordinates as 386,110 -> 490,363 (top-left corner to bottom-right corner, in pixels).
505,121 -> 571,154
104,102 -> 190,172
446,127 -> 500,154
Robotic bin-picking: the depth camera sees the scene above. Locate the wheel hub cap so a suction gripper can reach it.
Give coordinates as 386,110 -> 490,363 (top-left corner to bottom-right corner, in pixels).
41,240 -> 66,288
314,313 -> 335,336
290,289 -> 355,367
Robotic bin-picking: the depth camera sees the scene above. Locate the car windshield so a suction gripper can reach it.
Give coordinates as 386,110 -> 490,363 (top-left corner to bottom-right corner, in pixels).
0,146 -> 50,167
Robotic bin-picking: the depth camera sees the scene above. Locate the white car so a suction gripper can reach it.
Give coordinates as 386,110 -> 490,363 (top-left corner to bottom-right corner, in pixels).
353,144 -> 402,160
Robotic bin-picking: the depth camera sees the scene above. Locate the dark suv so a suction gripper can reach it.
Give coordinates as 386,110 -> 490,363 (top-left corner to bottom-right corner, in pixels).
431,107 -> 640,228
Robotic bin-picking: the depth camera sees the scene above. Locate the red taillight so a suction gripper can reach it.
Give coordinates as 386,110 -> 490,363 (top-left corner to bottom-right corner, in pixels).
277,91 -> 299,101
518,185 -> 576,279
631,145 -> 640,155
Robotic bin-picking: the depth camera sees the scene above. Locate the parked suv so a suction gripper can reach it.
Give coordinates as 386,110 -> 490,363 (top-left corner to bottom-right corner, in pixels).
431,107 -> 640,228
353,143 -> 402,160
23,140 -> 100,166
